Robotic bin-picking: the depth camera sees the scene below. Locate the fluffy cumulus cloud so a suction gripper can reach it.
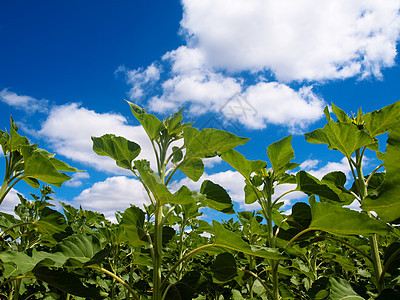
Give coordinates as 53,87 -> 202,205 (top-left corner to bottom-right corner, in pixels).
237,83 -> 325,130
73,176 -> 149,222
38,103 -> 154,174
0,89 -> 48,113
181,0 -> 400,81
148,46 -> 242,115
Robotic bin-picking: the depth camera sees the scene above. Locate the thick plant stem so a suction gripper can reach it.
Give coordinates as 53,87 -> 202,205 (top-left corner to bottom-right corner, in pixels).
153,202 -> 163,300
370,234 -> 384,293
0,179 -> 9,206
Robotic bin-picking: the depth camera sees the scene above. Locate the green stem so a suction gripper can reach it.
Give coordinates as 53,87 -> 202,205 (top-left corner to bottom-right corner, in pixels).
0,178 -> 10,206
161,243 -> 216,291
87,266 -> 139,300
370,234 -> 384,293
241,270 -> 274,300
153,202 -> 163,300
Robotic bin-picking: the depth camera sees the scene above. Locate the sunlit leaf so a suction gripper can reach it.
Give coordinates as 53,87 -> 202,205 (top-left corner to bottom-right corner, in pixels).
308,196 -> 390,235
126,101 -> 162,139
305,121 -> 377,158
221,149 -> 266,179
329,277 -> 363,300
92,134 -> 140,169
363,100 -> 400,137
267,135 -> 299,176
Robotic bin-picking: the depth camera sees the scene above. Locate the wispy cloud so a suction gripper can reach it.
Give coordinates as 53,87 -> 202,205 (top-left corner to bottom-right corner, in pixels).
0,89 -> 49,114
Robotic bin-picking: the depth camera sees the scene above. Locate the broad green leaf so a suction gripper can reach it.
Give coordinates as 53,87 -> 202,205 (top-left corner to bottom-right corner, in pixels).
49,157 -> 83,172
54,234 -> 101,266
211,252 -> 237,282
35,207 -> 68,244
92,134 -> 140,169
362,127 -> 400,222
183,127 -> 249,159
21,146 -> 71,187
244,183 -> 259,204
221,149 -> 266,179
296,171 -> 341,202
10,125 -> 30,151
0,249 -> 65,278
364,100 -> 400,137
178,157 -> 204,181
323,106 -> 331,122
329,277 -> 363,300
308,196 -> 390,235
305,121 -> 377,158
331,103 -> 351,123
267,135 -> 299,175
277,202 -> 312,241
320,171 -> 354,205
126,101 -> 162,139
32,267 -> 105,299
120,205 -> 148,246
200,180 -> 234,214
212,221 -> 287,260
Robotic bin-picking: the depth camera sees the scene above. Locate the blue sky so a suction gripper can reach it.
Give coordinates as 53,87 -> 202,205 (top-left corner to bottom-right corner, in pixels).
1,1 -> 400,221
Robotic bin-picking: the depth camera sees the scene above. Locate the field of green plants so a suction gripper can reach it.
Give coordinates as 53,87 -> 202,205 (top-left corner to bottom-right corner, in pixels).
1,100 -> 400,299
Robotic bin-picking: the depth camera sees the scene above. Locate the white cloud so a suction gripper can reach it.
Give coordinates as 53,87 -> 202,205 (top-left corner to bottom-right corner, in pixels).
0,89 -> 48,113
1,188 -> 21,216
117,63 -> 162,99
301,157 -> 351,180
64,172 -> 90,188
38,103 -> 154,174
149,47 -> 242,115
237,83 -> 325,130
181,0 -> 400,81
170,169 -> 301,211
144,46 -> 325,130
73,176 -> 149,222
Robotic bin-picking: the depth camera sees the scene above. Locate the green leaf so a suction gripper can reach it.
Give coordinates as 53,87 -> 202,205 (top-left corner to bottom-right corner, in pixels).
331,103 -> 351,123
184,127 -> 249,159
364,100 -> 400,137
32,267 -> 105,299
267,135 -> 299,175
200,180 -> 234,214
211,252 -> 237,282
92,134 -> 140,169
126,101 -> 162,139
34,207 -> 68,244
21,146 -> 71,187
120,205 -> 148,246
135,160 -> 196,205
362,127 -> 400,222
221,149 -> 266,179
10,125 -> 30,151
171,146 -> 183,164
244,183 -> 259,204
296,171 -> 341,202
178,157 -> 204,181
329,277 -> 363,300
54,234 -> 101,266
305,121 -> 377,158
212,221 -> 287,260
308,196 -> 390,235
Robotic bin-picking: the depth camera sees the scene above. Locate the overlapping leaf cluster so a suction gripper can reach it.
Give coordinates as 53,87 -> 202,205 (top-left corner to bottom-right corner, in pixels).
0,100 -> 400,299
